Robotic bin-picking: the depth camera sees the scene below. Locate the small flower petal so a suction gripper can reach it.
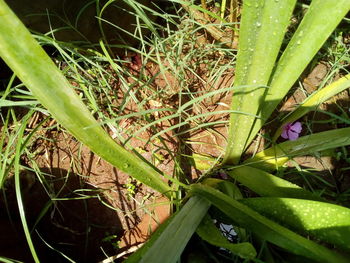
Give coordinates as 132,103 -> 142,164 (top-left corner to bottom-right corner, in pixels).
287,130 -> 300,141
290,121 -> 302,133
281,123 -> 291,139
281,129 -> 289,139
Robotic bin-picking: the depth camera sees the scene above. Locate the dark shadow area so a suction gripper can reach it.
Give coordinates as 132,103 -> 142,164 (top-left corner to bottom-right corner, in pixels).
0,168 -> 123,263
4,0 -> 153,52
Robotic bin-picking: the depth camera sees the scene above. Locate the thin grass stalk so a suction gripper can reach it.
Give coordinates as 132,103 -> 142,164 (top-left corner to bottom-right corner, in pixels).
14,112 -> 40,263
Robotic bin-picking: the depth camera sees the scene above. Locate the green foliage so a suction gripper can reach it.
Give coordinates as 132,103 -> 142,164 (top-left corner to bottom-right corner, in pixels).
273,74 -> 350,140
125,196 -> 210,263
0,0 -> 172,197
13,111 -> 40,263
245,127 -> 350,171
226,166 -> 324,201
224,0 -> 297,164
1,0 -> 350,262
190,184 -> 349,263
241,197 -> 350,251
241,0 -> 350,153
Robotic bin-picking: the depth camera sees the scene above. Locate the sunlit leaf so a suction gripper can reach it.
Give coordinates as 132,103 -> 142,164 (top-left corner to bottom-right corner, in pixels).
226,166 -> 323,201
241,197 -> 350,252
224,0 -> 297,164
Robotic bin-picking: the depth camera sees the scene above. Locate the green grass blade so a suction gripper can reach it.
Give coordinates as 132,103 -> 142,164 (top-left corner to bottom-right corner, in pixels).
0,111 -> 12,189
0,1 -> 172,196
0,256 -> 22,263
245,127 -> 350,172
125,196 -> 210,263
246,0 -> 350,147
224,0 -> 297,164
190,184 -> 349,263
273,74 -> 350,140
0,99 -> 38,107
196,214 -> 257,259
220,0 -> 227,20
226,166 -> 323,201
241,197 -> 350,251
14,112 -> 40,263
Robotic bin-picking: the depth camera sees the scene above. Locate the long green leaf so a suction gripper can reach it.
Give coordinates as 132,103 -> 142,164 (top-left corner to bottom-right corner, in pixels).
196,214 -> 256,259
245,127 -> 350,171
246,0 -> 350,148
125,196 -> 210,263
190,184 -> 349,263
241,197 -> 350,252
272,74 -> 350,140
224,0 -> 297,164
226,166 -> 323,201
0,1 -> 172,196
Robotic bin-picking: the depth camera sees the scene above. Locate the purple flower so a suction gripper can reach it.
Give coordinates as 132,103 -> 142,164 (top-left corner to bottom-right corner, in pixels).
281,122 -> 302,141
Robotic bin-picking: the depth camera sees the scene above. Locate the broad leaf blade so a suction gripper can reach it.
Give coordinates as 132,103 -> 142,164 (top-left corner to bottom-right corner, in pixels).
241,197 -> 350,252
226,166 -> 323,201
273,74 -> 350,140
125,196 -> 210,263
224,0 -> 297,164
245,127 -> 350,171
246,0 -> 350,147
190,184 -> 349,263
0,1 -> 172,196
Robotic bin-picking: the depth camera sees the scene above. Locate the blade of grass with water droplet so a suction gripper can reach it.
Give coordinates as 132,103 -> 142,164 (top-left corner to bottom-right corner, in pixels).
241,197 -> 350,252
0,1 -> 172,196
224,0 -> 297,164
